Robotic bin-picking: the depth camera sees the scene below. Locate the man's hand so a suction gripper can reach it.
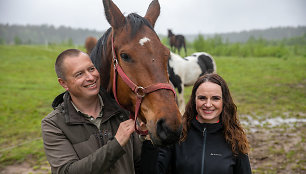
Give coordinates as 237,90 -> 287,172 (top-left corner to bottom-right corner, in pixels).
115,119 -> 135,146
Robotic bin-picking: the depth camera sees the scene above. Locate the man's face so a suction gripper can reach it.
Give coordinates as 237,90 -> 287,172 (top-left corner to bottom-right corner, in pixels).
59,53 -> 100,100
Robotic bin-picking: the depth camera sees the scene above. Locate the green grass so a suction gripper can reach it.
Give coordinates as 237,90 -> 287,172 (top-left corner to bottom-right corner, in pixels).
0,45 -> 84,168
0,45 -> 305,170
184,56 -> 306,118
216,56 -> 305,116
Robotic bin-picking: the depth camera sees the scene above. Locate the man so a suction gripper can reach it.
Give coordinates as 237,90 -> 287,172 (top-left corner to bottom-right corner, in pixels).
41,49 -> 142,174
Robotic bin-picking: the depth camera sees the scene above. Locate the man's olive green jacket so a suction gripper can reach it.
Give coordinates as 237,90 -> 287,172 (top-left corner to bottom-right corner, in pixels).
41,90 -> 142,174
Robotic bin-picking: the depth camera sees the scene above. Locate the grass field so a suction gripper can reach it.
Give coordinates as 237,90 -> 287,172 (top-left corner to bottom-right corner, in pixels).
0,45 -> 305,173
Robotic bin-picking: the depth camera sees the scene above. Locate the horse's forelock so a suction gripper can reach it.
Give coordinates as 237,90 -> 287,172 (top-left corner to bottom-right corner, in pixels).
126,13 -> 154,38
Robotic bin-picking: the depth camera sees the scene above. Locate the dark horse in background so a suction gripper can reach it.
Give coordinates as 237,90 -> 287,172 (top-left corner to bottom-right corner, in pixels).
85,36 -> 97,55
168,29 -> 187,56
90,0 -> 182,146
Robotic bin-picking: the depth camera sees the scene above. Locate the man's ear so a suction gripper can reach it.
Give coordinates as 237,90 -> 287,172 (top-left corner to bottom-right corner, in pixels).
58,78 -> 69,91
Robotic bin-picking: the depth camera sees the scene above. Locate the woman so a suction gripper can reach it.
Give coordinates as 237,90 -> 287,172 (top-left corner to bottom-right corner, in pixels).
156,73 -> 251,174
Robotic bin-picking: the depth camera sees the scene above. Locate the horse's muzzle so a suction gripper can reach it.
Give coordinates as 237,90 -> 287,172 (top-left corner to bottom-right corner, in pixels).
154,118 -> 182,146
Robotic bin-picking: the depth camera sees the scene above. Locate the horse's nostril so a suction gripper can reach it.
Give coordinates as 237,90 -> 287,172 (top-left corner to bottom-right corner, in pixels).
156,118 -> 182,145
156,119 -> 168,140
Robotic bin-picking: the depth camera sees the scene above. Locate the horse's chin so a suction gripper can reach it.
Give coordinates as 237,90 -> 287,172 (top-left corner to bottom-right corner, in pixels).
149,130 -> 181,147
146,120 -> 182,147
149,133 -> 162,146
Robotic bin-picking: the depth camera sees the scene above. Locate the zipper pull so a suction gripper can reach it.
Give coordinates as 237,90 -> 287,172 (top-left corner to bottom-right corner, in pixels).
203,127 -> 206,136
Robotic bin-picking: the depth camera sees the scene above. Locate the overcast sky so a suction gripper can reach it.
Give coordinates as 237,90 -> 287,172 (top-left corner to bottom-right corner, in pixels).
1,0 -> 305,35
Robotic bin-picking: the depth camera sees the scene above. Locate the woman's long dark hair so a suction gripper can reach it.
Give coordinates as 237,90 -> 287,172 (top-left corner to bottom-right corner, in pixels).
181,73 -> 250,155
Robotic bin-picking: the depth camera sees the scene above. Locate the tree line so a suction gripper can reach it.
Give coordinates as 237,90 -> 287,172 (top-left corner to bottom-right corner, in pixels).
0,24 -> 305,57
0,24 -> 103,46
190,34 -> 306,57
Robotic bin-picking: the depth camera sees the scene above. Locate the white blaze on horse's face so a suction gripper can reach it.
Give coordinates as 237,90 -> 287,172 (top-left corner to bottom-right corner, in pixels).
139,37 -> 151,46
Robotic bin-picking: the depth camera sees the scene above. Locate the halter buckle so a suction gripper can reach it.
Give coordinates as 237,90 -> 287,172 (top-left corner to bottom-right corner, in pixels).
135,86 -> 146,98
113,59 -> 118,68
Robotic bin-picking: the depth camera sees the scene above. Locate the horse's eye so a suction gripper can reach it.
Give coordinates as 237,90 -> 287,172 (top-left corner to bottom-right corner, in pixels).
120,53 -> 131,62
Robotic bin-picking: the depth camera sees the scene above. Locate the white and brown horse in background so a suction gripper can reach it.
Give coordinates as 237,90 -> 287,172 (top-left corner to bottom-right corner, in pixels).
168,52 -> 217,113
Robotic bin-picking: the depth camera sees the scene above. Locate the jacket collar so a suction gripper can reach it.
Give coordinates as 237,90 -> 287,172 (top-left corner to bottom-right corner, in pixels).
52,90 -> 129,125
99,89 -> 129,123
191,117 -> 223,133
63,92 -> 88,124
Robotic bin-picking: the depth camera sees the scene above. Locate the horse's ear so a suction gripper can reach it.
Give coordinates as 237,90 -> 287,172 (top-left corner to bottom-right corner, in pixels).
103,0 -> 125,29
144,0 -> 160,28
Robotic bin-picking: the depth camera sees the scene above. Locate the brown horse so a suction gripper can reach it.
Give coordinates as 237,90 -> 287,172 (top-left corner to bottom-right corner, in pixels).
85,36 -> 97,55
90,0 -> 182,146
168,29 -> 187,56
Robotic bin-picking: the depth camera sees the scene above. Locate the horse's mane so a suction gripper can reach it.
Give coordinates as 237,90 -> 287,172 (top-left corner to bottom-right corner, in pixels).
90,13 -> 155,90
90,28 -> 111,75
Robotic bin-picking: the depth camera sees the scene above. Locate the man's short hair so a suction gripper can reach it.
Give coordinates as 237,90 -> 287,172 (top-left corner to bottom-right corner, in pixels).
55,49 -> 83,80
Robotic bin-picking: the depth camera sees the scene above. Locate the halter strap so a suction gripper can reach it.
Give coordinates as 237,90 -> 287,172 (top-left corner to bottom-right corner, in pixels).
111,31 -> 176,135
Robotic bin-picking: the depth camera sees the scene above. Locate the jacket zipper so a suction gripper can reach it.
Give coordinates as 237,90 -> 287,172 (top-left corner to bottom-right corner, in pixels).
98,129 -> 104,147
96,111 -> 122,147
201,128 -> 207,174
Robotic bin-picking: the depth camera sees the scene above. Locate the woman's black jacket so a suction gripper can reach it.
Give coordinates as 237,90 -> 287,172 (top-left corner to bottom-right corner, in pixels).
152,118 -> 252,174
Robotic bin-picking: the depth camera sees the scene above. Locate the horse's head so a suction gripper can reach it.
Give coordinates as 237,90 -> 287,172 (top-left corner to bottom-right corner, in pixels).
167,29 -> 174,38
100,0 -> 182,146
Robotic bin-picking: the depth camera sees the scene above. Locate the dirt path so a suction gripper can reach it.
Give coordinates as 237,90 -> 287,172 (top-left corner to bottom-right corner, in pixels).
246,117 -> 306,173
0,162 -> 50,174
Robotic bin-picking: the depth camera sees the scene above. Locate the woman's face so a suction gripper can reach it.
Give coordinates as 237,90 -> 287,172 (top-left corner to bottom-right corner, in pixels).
195,82 -> 223,123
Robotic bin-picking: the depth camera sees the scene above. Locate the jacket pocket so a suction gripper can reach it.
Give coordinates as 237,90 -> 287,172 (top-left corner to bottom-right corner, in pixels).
73,134 -> 100,159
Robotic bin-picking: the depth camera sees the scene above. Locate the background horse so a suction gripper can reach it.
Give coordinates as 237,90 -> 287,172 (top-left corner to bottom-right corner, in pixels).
168,29 -> 187,56
85,36 -> 98,55
168,52 -> 217,113
90,0 -> 182,146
